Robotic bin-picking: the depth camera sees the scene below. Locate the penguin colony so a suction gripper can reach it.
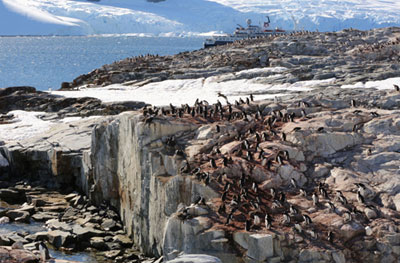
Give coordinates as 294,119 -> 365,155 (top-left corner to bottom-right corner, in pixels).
141,84 -> 400,249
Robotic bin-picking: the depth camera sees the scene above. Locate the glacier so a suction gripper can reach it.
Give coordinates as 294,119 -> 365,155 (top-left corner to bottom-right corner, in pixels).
1,0 -> 400,36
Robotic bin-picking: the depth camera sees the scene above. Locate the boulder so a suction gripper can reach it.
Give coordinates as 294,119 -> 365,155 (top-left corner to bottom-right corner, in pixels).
0,189 -> 26,204
6,210 -> 30,223
246,234 -> 274,261
47,230 -> 75,249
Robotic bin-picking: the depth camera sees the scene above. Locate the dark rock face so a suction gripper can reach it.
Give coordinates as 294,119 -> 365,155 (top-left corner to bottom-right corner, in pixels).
0,86 -> 148,117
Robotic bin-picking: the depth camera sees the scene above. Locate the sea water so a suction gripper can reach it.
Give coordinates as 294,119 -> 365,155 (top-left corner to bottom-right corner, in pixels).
0,36 -> 204,91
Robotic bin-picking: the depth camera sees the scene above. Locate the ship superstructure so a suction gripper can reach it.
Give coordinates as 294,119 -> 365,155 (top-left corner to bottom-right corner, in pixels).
204,16 -> 290,48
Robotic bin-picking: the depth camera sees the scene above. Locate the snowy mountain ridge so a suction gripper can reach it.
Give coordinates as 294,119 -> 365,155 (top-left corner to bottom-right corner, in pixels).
1,0 -> 400,36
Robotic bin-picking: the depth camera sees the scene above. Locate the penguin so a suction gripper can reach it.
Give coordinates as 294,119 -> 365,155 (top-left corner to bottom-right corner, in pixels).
265,214 -> 273,229
223,156 -> 229,167
290,178 -> 298,189
257,149 -> 264,160
272,200 -> 283,209
204,173 -> 210,186
221,191 -> 228,202
191,167 -> 201,176
223,182 -> 231,192
253,214 -> 261,226
289,204 -> 298,215
246,151 -> 253,161
225,212 -> 233,225
351,99 -> 356,107
357,190 -> 365,204
245,219 -> 252,231
301,109 -> 307,118
302,214 -> 312,225
210,158 -> 217,168
281,132 -> 287,142
250,94 -> 254,101
292,127 -> 301,132
252,182 -> 258,193
319,187 -> 329,199
312,192 -> 319,206
299,188 -> 307,197
276,154 -> 283,165
218,203 -> 226,214
38,241 -> 50,262
279,192 -> 286,203
327,202 -> 336,212
282,213 -> 291,225
294,223 -> 303,233
343,211 -> 352,222
216,125 -> 221,133
317,127 -> 325,133
394,84 -> 400,92
270,188 -> 277,199
262,132 -> 269,141
327,231 -> 334,243
217,92 -> 228,100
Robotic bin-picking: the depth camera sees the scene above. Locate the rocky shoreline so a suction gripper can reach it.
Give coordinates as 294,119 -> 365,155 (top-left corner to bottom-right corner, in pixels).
0,182 -> 157,263
1,26 -> 400,263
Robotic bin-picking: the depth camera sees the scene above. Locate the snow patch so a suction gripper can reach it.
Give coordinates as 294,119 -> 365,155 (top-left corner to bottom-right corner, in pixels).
0,110 -> 88,142
341,77 -> 400,90
50,71 -> 334,106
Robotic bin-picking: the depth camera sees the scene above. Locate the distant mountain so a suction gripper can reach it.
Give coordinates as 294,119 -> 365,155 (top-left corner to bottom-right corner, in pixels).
1,0 -> 400,36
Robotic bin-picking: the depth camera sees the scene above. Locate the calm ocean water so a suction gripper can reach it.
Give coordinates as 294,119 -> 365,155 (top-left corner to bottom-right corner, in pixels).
0,36 -> 204,91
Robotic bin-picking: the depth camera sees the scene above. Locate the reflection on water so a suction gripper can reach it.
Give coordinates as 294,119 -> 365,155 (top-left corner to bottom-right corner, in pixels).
49,249 -> 103,263
0,221 -> 47,235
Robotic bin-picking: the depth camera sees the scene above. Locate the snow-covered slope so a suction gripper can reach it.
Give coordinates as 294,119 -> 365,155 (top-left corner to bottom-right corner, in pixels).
1,0 -> 400,36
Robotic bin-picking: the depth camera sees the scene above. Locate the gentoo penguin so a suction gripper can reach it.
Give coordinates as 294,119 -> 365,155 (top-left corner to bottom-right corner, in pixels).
289,204 -> 298,215
218,203 -> 226,214
245,219 -> 252,231
282,213 -> 291,225
253,214 -> 261,226
294,223 -> 303,233
343,211 -> 352,222
218,92 -> 228,100
302,214 -> 312,225
210,159 -> 217,168
312,192 -> 319,206
265,214 -> 273,229
394,84 -> 399,92
327,231 -> 334,243
225,212 -> 233,225
357,190 -> 365,204
38,241 -> 50,262
290,178 -> 298,189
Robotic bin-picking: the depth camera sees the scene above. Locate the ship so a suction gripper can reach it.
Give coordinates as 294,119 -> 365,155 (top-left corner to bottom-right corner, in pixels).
204,16 -> 290,48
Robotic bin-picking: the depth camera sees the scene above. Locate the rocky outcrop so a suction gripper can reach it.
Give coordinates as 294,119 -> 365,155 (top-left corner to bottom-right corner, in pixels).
0,86 -> 147,116
64,27 -> 400,91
